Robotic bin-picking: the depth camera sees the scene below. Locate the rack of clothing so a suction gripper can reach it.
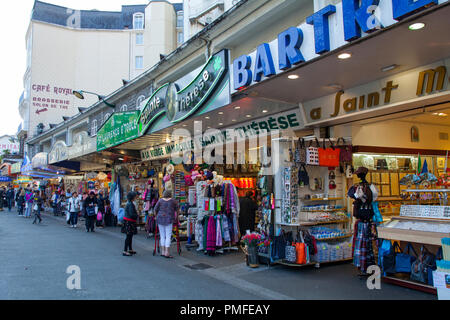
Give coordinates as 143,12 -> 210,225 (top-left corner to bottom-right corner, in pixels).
194,180 -> 240,255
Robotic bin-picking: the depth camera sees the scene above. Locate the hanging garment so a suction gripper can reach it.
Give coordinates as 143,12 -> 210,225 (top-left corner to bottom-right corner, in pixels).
216,215 -> 223,247
222,216 -> 231,242
206,215 -> 216,253
202,215 -> 209,250
352,220 -> 378,273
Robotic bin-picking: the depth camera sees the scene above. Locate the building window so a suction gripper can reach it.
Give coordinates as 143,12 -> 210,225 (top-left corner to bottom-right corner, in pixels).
120,105 -> 128,112
133,13 -> 144,30
135,56 -> 144,69
177,32 -> 184,45
136,33 -> 144,45
177,11 -> 184,28
104,113 -> 111,123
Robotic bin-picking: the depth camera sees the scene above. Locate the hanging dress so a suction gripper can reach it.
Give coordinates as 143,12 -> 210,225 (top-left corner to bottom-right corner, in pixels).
206,215 -> 216,254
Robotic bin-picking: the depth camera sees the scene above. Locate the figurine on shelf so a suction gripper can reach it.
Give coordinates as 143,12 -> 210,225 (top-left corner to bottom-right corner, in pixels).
347,167 -> 379,277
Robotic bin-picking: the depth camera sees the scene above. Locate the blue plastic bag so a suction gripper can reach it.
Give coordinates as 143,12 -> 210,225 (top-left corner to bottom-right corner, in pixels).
378,239 -> 392,275
372,201 -> 383,225
118,208 -> 125,223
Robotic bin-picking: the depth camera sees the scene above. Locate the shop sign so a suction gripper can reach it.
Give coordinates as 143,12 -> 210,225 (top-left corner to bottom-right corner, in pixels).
140,110 -> 302,161
301,60 -> 450,126
0,177 -> 11,182
97,111 -> 140,151
231,0 -> 448,91
68,132 -> 96,159
48,141 -> 68,164
11,162 -> 21,174
32,152 -> 48,168
138,49 -> 229,135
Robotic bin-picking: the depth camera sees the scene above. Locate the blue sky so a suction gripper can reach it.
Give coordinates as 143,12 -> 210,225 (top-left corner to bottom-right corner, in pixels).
0,0 -> 182,137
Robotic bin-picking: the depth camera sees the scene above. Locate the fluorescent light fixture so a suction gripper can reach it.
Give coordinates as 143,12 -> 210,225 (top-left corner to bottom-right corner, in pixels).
232,119 -> 237,122
262,110 -> 268,113
234,106 -> 241,110
338,53 -> 352,59
205,116 -> 210,119
218,112 -> 224,115
288,74 -> 299,80
439,113 -> 448,117
381,64 -> 398,72
219,123 -> 223,125
409,22 -> 425,30
118,158 -> 124,161
246,115 -> 252,118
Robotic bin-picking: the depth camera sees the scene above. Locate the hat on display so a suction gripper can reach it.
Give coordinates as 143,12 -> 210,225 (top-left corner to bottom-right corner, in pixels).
354,166 -> 369,176
166,164 -> 175,175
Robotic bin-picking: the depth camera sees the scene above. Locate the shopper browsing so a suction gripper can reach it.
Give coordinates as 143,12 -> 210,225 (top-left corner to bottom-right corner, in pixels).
24,189 -> 33,218
154,190 -> 179,259
16,189 -> 25,216
122,192 -> 138,256
68,192 -> 81,228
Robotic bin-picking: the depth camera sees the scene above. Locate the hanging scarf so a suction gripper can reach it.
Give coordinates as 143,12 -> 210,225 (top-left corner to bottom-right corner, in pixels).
232,211 -> 239,243
203,215 -> 209,250
222,216 -> 231,242
206,215 -> 216,253
216,215 -> 223,247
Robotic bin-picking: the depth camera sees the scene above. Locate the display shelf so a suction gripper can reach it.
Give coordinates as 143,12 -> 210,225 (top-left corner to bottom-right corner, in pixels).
300,208 -> 347,212
314,234 -> 353,241
275,260 -> 317,267
303,198 -> 343,201
382,276 -> 437,295
404,189 -> 450,193
315,257 -> 353,265
298,219 -> 350,226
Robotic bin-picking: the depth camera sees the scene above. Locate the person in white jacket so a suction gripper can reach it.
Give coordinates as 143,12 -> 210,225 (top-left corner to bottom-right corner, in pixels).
68,192 -> 81,228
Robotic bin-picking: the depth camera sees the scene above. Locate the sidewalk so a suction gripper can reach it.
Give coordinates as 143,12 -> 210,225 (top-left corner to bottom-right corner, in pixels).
41,208 -> 246,270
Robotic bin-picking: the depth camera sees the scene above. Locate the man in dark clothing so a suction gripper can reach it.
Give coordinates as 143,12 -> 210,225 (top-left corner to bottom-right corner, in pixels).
6,187 -> 14,211
32,190 -> 43,224
96,190 -> 107,227
84,191 -> 97,232
239,191 -> 258,236
0,187 -> 5,211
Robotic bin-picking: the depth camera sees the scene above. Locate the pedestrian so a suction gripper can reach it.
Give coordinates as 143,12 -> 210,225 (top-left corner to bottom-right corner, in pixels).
96,190 -> 106,228
65,189 -> 72,198
238,191 -> 259,235
51,191 -> 59,216
68,192 -> 80,228
17,189 -> 25,216
154,190 -> 179,259
0,187 -> 4,211
6,186 -> 14,212
84,191 -> 97,232
32,190 -> 43,224
122,192 -> 138,256
24,188 -> 34,218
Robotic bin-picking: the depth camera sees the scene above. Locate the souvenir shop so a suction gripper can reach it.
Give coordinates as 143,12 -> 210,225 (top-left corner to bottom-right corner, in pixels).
297,57 -> 450,294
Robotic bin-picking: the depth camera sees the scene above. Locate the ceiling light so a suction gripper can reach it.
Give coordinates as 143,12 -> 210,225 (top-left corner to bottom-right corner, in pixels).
218,112 -> 224,115
381,64 -> 398,72
219,123 -> 223,125
246,115 -> 252,118
432,113 -> 439,115
232,119 -> 237,122
262,110 -> 268,113
205,116 -> 210,119
118,158 -> 124,161
165,137 -> 171,143
409,22 -> 425,30
234,106 -> 241,110
182,124 -> 187,127
326,84 -> 343,90
438,113 -> 447,117
338,53 -> 352,59
288,74 -> 299,80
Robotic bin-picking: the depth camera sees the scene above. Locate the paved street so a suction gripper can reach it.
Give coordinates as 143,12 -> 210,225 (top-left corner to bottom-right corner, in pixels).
0,208 -> 436,300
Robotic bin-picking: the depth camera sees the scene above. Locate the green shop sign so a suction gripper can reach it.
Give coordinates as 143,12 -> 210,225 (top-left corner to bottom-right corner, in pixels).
97,111 -> 140,151
138,49 -> 229,135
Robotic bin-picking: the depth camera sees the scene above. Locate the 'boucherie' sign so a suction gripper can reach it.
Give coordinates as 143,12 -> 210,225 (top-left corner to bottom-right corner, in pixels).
231,0 -> 447,91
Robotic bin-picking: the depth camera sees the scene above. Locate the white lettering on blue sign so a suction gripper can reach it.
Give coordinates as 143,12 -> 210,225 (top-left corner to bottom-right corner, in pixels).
232,0 -> 445,91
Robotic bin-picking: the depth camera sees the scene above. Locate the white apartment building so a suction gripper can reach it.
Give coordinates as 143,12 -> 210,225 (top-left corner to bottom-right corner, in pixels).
20,0 -> 183,142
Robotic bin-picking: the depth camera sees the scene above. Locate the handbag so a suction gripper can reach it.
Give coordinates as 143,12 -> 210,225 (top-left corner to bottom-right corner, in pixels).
298,164 -> 309,187
395,242 -> 417,273
427,247 -> 442,285
306,138 -> 320,166
295,231 -> 307,265
378,239 -> 392,274
285,242 -> 297,263
97,211 -> 103,221
336,138 -> 353,163
86,206 -> 96,217
318,138 -> 341,168
382,241 -> 398,274
411,245 -> 436,284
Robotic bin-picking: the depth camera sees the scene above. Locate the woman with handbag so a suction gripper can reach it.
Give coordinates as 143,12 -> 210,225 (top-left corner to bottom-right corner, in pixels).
348,167 -> 379,277
122,192 -> 138,256
32,190 -> 43,225
84,191 -> 97,232
154,190 -> 179,259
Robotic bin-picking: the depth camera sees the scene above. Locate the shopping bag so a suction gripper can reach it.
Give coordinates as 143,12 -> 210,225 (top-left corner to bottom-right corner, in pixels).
336,138 -> 353,163
318,139 -> 340,167
285,243 -> 297,263
97,211 -> 103,221
411,245 -> 437,284
395,243 -> 417,273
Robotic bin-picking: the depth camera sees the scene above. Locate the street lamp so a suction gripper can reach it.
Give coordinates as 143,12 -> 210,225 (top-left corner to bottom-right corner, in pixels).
73,90 -> 116,108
